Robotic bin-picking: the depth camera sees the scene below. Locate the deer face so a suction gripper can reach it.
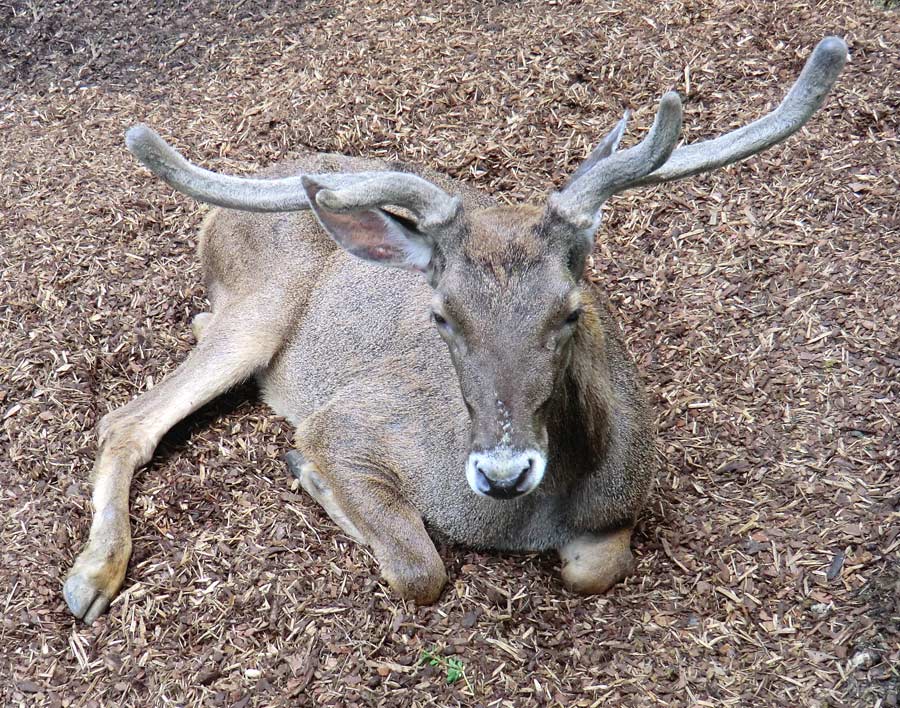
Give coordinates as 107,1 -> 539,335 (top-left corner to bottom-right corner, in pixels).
429,207 -> 583,498
302,193 -> 587,499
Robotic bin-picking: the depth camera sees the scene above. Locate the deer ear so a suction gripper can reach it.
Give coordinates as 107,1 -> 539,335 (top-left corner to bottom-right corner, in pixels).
561,112 -> 629,190
302,177 -> 433,271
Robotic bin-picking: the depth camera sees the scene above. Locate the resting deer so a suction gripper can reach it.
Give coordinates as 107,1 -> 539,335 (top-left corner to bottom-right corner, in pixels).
64,38 -> 847,623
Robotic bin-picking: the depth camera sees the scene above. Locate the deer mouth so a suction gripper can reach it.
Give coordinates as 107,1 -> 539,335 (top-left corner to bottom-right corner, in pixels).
465,447 -> 546,499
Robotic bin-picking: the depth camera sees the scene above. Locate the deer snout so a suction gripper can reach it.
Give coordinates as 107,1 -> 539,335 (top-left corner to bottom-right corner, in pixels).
466,448 -> 546,499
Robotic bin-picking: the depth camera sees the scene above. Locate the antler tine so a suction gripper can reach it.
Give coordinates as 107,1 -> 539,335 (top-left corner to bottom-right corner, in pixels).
551,91 -> 683,229
125,124 -> 459,226
635,36 -> 848,187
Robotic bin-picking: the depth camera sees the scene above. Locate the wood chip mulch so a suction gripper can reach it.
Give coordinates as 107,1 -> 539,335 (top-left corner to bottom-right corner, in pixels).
1,1 -> 897,706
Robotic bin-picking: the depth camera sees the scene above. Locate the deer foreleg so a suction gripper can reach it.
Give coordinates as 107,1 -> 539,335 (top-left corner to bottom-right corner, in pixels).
288,450 -> 446,604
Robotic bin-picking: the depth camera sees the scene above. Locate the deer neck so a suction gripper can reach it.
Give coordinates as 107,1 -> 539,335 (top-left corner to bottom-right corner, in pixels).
547,293 -> 614,475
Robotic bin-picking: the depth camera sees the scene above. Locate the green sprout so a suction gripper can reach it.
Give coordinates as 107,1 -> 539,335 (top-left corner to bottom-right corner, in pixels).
419,648 -> 471,690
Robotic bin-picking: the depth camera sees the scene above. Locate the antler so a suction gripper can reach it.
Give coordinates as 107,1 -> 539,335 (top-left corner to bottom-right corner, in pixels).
550,92 -> 683,229
553,36 -> 848,227
125,124 -> 459,227
636,36 -> 848,186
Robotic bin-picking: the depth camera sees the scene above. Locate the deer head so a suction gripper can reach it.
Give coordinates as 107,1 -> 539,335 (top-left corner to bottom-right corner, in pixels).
125,37 -> 847,499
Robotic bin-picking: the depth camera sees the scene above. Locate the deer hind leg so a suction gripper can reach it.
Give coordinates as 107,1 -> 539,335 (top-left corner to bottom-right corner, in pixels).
558,527 -> 635,595
64,302 -> 285,623
286,446 -> 446,604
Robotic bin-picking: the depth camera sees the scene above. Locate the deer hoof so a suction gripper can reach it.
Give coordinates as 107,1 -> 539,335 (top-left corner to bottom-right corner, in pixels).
64,546 -> 128,624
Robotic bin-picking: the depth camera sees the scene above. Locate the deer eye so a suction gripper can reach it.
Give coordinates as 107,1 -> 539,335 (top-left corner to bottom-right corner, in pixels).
564,308 -> 582,325
432,311 -> 451,329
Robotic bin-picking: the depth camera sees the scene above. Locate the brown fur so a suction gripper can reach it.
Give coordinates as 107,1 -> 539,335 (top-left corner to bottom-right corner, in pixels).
64,153 -> 654,622
462,205 -> 546,268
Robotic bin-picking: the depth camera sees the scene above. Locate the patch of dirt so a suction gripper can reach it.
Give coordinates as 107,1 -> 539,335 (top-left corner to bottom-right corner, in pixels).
0,1 -> 334,91
1,1 -> 898,706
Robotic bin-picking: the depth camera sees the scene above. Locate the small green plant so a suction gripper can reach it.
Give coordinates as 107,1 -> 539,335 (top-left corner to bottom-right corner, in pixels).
419,648 -> 471,689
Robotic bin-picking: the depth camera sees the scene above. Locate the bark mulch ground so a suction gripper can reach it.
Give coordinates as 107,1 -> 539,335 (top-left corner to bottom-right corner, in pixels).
1,1 -> 897,706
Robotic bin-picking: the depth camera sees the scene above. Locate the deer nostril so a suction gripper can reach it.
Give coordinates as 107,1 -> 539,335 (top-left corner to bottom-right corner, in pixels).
474,466 -> 492,494
514,460 -> 533,490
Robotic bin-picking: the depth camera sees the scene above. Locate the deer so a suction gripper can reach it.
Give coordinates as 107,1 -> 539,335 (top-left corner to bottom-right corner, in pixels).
63,37 -> 847,623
